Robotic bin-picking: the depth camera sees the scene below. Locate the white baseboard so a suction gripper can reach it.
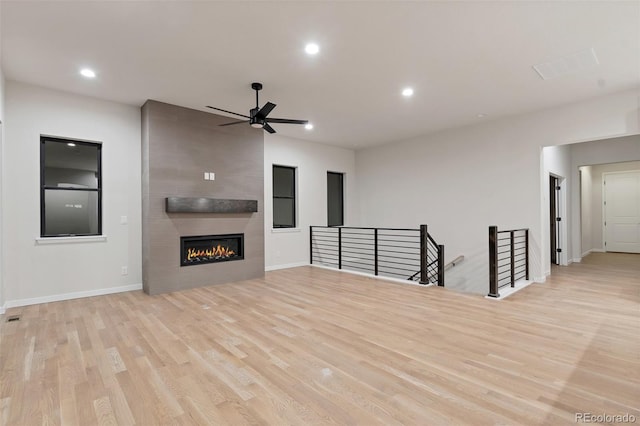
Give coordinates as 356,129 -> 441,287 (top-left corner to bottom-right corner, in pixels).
4,283 -> 142,310
573,248 -> 606,263
534,275 -> 547,283
0,303 -> 5,315
309,263 -> 434,288
265,261 -> 309,272
572,258 -> 582,263
485,280 -> 535,300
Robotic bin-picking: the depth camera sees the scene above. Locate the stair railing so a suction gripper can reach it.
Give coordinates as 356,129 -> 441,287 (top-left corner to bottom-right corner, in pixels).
310,225 -> 444,286
488,226 -> 529,298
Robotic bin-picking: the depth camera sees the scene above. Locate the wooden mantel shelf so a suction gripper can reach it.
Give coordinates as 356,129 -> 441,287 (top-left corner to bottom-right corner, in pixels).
165,197 -> 258,213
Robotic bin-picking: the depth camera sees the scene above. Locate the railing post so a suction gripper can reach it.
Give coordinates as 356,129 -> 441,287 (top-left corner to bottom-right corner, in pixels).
309,226 -> 313,264
437,244 -> 445,287
525,229 -> 530,281
338,227 -> 342,270
510,230 -> 515,287
374,228 -> 379,276
488,226 -> 499,297
420,225 -> 428,284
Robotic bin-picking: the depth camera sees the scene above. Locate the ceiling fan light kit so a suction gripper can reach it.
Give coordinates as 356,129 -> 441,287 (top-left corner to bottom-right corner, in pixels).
206,82 -> 308,134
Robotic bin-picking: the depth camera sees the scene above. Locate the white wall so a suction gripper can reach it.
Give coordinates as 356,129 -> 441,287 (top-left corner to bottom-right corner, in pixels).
580,166 -> 593,255
356,89 -> 639,294
0,3 -> 6,312
542,144 -> 572,270
570,135 -> 640,261
264,133 -> 357,270
3,81 -> 142,307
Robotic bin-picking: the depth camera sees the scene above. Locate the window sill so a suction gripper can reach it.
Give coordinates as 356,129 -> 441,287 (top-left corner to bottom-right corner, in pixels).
271,228 -> 301,234
35,235 -> 108,245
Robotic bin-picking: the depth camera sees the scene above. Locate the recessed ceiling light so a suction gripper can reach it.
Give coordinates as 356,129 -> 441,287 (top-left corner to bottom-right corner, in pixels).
305,123 -> 314,130
67,142 -> 76,147
80,68 -> 96,78
305,43 -> 320,55
402,87 -> 414,97
477,113 -> 487,118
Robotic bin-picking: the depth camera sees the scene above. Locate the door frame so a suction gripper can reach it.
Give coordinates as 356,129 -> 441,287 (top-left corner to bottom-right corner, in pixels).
548,173 -> 567,267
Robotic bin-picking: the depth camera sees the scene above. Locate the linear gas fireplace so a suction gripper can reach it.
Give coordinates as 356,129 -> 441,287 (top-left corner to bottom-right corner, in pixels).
180,234 -> 244,267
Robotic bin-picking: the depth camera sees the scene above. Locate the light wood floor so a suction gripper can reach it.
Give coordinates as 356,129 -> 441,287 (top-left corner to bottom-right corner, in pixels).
1,252 -> 638,425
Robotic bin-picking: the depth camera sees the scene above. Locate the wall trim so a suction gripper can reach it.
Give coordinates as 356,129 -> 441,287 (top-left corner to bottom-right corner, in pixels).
265,261 -> 309,271
484,279 -> 535,300
310,263 -> 434,288
0,304 -> 5,315
534,275 -> 547,283
35,235 -> 108,245
579,248 -> 605,260
4,283 -> 142,309
271,228 -> 302,234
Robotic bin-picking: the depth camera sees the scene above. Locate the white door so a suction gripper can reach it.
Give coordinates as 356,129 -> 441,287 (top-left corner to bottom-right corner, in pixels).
604,171 -> 640,253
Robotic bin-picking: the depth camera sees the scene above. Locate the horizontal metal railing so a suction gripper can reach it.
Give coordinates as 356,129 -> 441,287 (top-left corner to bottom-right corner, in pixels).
310,225 -> 444,286
488,226 -> 529,298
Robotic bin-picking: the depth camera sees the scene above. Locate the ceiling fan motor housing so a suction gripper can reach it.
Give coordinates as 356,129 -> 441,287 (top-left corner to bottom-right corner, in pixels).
249,107 -> 264,128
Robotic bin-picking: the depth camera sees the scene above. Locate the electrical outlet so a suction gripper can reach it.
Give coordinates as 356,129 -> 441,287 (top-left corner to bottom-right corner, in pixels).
210,172 -> 215,181
120,215 -> 128,225
204,172 -> 210,180
121,266 -> 128,275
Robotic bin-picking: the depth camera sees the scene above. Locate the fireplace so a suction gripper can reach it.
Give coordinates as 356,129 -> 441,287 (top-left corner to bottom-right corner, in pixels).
180,234 -> 244,266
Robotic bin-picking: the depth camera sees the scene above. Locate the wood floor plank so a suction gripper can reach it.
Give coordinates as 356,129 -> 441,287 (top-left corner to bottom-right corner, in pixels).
0,252 -> 638,425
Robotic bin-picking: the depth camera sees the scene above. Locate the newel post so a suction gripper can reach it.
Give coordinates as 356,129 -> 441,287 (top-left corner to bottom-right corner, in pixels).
488,226 -> 499,298
420,225 -> 428,284
437,244 -> 445,287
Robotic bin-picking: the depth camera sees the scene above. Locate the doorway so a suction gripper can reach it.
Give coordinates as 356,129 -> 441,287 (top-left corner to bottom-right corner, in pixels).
549,175 -> 561,265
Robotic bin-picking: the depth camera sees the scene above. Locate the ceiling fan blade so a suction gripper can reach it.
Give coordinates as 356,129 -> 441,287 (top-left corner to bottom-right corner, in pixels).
219,120 -> 249,126
267,118 -> 309,125
206,106 -> 250,119
256,102 -> 276,120
263,123 -> 276,134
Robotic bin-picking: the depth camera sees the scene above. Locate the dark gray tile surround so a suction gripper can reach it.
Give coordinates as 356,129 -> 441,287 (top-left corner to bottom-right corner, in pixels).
142,100 -> 265,295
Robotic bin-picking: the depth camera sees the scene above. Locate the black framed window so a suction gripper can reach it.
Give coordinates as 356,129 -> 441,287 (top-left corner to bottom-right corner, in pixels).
327,172 -> 344,227
40,136 -> 102,237
273,165 -> 296,228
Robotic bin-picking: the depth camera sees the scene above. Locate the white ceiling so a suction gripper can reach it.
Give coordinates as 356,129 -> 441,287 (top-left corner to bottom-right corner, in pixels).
2,1 -> 639,149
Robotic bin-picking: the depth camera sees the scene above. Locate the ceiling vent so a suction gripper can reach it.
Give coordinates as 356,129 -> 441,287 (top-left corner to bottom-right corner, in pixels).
533,48 -> 599,80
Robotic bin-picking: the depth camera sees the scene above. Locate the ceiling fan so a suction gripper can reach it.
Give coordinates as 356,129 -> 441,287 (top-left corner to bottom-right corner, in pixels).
206,82 -> 308,134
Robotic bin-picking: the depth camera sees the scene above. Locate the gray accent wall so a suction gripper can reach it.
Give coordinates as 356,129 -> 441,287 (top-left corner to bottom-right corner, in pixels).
141,100 -> 264,295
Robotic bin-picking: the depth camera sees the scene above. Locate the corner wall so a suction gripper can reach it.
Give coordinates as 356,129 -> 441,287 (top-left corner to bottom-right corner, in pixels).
579,159 -> 640,255
542,144 -> 572,272
570,135 -> 640,261
264,134 -> 357,270
356,89 -> 639,294
580,165 -> 594,255
3,81 -> 142,306
0,5 -> 5,311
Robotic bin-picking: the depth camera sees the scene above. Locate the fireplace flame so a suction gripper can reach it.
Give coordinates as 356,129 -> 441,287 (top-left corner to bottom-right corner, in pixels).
187,244 -> 236,261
